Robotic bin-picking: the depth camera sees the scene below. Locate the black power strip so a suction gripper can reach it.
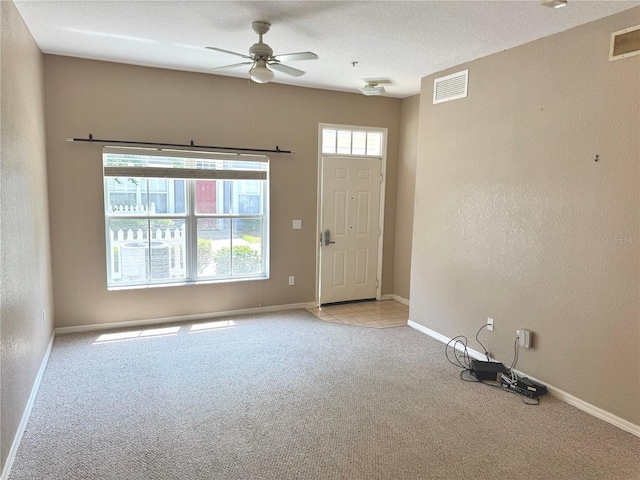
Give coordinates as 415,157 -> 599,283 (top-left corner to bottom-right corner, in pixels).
501,376 -> 548,398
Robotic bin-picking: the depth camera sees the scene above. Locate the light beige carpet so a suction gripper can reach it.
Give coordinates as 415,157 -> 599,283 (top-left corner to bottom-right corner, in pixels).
8,310 -> 639,479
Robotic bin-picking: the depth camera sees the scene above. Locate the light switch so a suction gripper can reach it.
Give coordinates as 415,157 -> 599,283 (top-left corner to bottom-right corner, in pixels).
293,220 -> 302,229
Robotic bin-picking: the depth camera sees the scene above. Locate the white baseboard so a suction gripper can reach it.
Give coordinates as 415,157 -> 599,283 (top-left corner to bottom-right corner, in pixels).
379,294 -> 410,306
510,369 -> 640,438
407,320 -> 485,360
407,320 -> 640,438
393,295 -> 409,306
1,331 -> 55,480
55,302 -> 317,335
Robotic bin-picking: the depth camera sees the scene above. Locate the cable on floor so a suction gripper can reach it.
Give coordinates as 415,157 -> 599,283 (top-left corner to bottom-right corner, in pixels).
448,325 -> 540,406
445,335 -> 472,369
459,368 -> 539,405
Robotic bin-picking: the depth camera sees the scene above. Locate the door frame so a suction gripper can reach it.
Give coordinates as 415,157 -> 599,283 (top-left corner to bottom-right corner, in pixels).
315,123 -> 388,306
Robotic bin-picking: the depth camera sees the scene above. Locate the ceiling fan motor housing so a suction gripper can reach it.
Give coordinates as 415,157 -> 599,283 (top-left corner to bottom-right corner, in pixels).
249,42 -> 273,60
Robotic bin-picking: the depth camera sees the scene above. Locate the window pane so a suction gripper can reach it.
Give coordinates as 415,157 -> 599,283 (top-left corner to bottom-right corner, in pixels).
104,153 -> 268,175
352,131 -> 367,155
108,219 -> 149,283
106,177 -> 148,214
322,129 -> 337,154
108,219 -> 187,284
195,180 -> 232,214
236,181 -> 263,215
150,179 -> 186,215
105,177 -> 186,215
366,132 -> 382,156
195,158 -> 267,174
197,218 -> 231,277
149,219 -> 186,281
196,180 -> 264,215
232,218 -> 263,275
337,130 -> 352,154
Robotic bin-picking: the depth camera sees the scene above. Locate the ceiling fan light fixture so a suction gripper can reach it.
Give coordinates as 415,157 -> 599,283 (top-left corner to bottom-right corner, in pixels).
359,83 -> 385,96
542,0 -> 567,8
250,59 -> 274,84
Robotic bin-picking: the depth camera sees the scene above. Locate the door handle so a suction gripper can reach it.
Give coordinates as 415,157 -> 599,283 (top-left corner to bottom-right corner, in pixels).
322,229 -> 336,246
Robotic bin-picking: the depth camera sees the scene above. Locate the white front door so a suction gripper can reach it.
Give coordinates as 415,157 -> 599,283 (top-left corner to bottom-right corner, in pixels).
319,156 -> 381,305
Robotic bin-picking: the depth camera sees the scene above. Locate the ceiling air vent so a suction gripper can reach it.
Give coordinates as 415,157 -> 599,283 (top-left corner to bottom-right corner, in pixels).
433,69 -> 468,104
610,25 -> 640,61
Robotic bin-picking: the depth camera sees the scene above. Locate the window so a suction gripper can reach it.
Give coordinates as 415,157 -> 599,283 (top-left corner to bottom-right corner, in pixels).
321,128 -> 382,156
103,148 -> 269,288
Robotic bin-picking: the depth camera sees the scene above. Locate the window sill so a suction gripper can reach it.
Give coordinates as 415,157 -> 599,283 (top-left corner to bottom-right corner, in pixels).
107,275 -> 269,291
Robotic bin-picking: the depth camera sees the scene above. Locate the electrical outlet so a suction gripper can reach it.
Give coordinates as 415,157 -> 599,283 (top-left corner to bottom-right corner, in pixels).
517,329 -> 532,348
487,317 -> 494,331
292,220 -> 302,229
288,276 -> 295,286
42,309 -> 47,325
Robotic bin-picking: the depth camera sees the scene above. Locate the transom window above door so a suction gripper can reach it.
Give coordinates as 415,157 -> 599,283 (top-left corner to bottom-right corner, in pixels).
321,128 -> 383,156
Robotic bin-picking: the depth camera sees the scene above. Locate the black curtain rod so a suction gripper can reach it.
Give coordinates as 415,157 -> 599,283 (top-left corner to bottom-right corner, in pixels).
65,134 -> 294,154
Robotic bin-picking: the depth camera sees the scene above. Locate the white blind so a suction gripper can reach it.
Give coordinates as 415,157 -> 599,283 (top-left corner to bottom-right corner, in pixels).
102,147 -> 268,180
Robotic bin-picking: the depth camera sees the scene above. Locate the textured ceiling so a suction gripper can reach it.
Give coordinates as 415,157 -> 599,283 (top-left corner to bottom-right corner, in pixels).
14,0 -> 638,98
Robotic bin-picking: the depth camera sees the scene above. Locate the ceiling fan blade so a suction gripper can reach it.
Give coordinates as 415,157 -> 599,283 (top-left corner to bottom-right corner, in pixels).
211,61 -> 253,71
272,51 -> 318,63
362,78 -> 393,85
205,46 -> 252,60
270,63 -> 305,77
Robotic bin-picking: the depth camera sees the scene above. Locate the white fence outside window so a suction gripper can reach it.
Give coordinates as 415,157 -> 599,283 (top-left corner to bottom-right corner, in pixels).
109,225 -> 186,282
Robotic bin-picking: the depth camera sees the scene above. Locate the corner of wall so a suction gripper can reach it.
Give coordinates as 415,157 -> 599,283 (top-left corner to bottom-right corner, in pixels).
1,0 -> 55,473
393,94 -> 420,300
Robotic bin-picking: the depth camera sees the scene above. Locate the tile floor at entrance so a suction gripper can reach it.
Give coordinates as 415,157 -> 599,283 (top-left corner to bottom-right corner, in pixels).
306,300 -> 408,329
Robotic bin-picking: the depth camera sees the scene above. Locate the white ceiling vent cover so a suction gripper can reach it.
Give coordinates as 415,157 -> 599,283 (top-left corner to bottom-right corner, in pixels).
433,69 -> 468,104
610,25 -> 640,61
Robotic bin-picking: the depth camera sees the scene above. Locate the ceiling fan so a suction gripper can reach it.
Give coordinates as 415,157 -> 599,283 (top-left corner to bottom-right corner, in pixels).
206,21 -> 318,84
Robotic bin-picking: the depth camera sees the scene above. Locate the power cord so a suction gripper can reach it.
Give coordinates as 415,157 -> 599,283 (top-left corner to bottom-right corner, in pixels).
445,335 -> 472,369
510,335 -> 519,374
501,336 -> 520,386
475,323 -> 491,361
449,325 -> 539,406
445,323 -> 492,369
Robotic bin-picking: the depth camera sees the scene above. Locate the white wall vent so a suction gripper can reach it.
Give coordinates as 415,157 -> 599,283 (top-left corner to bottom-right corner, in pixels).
433,69 -> 468,104
610,25 -> 640,61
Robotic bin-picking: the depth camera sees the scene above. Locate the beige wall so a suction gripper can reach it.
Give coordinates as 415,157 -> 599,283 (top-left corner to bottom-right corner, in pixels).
43,56 -> 401,328
0,0 -> 54,471
393,95 -> 420,301
411,8 -> 640,425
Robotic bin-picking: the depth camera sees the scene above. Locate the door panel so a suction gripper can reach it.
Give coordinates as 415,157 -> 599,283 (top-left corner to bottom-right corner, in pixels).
320,156 -> 381,304
334,191 -> 348,236
355,249 -> 368,285
332,250 -> 346,287
356,191 -> 371,235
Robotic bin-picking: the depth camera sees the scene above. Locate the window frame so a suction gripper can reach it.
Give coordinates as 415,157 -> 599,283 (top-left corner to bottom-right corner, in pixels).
320,126 -> 384,157
103,148 -> 270,289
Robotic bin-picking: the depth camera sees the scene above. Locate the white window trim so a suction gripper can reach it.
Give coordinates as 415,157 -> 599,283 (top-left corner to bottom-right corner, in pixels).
103,148 -> 270,289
